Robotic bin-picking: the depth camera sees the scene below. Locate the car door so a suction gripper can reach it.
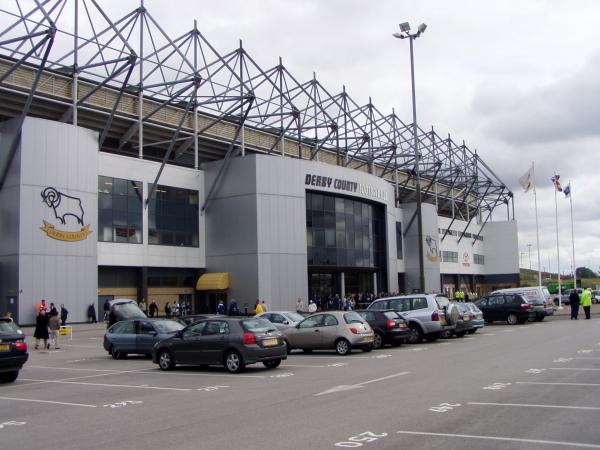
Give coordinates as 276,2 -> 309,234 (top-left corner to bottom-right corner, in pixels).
113,320 -> 136,352
136,320 -> 157,354
318,314 -> 340,348
200,320 -> 230,364
488,296 -> 506,321
475,298 -> 489,321
175,321 -> 206,364
294,315 -> 325,348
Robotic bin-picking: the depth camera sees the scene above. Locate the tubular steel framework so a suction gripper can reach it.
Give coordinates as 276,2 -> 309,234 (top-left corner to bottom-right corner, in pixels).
0,0 -> 514,244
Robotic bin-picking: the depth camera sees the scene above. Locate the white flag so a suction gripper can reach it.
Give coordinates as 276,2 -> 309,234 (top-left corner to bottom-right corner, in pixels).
519,164 -> 534,193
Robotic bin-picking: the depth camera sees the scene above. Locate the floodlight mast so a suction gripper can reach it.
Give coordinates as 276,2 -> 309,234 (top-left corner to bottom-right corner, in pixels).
393,22 -> 427,293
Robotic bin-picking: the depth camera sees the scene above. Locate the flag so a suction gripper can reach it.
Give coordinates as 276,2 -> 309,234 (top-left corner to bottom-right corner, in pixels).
518,165 -> 534,193
551,174 -> 562,192
564,183 -> 571,198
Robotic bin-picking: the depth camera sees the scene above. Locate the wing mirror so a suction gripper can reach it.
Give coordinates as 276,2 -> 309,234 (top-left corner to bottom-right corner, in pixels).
149,330 -> 157,336
283,320 -> 289,325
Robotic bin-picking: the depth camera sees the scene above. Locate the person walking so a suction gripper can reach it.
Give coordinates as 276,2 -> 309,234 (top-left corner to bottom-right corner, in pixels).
88,303 -> 97,323
217,300 -> 225,315
103,299 -> 110,322
60,304 -> 69,326
139,298 -> 147,314
569,289 -> 581,320
149,300 -> 158,318
48,310 -> 61,349
34,310 -> 49,350
228,299 -> 238,316
165,302 -> 172,319
308,299 -> 317,313
296,297 -> 304,313
254,300 -> 264,315
581,288 -> 593,320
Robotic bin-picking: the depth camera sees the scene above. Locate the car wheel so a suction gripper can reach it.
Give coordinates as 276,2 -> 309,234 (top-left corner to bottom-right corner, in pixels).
467,329 -> 477,334
362,344 -> 373,352
111,346 -> 127,360
440,330 -> 452,339
302,348 -> 313,354
390,341 -> 402,347
455,331 -> 466,338
406,324 -> 423,344
224,351 -> 245,373
0,371 -> 19,383
263,359 -> 281,369
373,332 -> 384,350
535,316 -> 545,322
335,338 -> 351,355
425,333 -> 439,342
157,350 -> 176,371
506,313 -> 518,325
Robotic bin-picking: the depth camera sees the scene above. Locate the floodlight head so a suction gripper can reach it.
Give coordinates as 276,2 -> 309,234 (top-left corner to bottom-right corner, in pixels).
392,32 -> 403,39
399,22 -> 411,33
418,23 -> 427,34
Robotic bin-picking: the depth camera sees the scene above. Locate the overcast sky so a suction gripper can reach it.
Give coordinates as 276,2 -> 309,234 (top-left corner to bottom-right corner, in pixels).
16,0 -> 600,275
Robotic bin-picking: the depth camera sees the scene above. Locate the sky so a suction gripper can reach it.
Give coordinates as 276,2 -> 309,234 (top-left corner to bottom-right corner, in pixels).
13,0 -> 600,275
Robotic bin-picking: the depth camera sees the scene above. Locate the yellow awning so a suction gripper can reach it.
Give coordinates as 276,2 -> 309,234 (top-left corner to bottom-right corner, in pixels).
196,272 -> 230,291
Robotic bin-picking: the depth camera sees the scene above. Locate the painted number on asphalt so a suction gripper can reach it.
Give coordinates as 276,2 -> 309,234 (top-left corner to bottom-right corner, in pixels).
0,421 -> 26,429
328,363 -> 347,367
553,358 -> 573,363
103,400 -> 143,408
197,385 -> 230,392
335,431 -> 388,447
429,403 -> 461,413
525,368 -> 546,374
578,349 -> 593,354
483,382 -> 511,390
270,372 -> 294,378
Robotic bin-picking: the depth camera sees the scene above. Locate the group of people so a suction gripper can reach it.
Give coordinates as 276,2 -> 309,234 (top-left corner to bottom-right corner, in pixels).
569,288 -> 593,320
33,299 -> 68,350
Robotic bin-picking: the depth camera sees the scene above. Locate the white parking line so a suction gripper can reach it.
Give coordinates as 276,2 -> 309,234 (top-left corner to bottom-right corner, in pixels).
0,396 -> 97,408
468,402 -> 600,411
576,357 -> 600,360
395,430 -> 600,448
133,371 -> 267,379
550,367 -> 600,371
18,379 -> 193,391
27,365 -> 136,372
314,371 -> 410,396
517,382 -> 600,387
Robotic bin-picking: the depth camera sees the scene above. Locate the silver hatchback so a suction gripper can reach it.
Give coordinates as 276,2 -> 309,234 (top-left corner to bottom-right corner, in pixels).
283,311 -> 374,355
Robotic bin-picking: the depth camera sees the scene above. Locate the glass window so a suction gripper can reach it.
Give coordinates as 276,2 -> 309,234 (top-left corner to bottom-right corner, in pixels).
396,222 -> 403,260
241,318 -> 275,332
389,298 -> 411,312
411,297 -> 428,310
343,311 -> 365,324
183,321 -> 206,337
270,314 -> 285,324
299,315 -> 325,328
154,320 -> 185,333
138,321 -> 155,335
148,184 -> 199,247
323,315 -> 339,326
98,176 -> 143,244
118,321 -> 135,334
204,321 -> 229,335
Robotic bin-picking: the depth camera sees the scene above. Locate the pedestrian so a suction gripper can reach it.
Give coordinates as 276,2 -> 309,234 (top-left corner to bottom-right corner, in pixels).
149,300 -> 158,318
254,300 -> 264,315
308,300 -> 317,313
38,299 -> 48,313
569,289 -> 580,320
581,288 -> 592,320
217,300 -> 225,315
296,297 -> 304,313
228,299 -> 238,316
3,311 -> 13,321
103,299 -> 110,321
34,310 -> 49,350
49,302 -> 58,316
165,302 -> 172,319
261,300 -> 268,312
139,298 -> 147,314
60,304 -> 69,326
48,310 -> 61,349
173,301 -> 180,317
87,303 -> 97,323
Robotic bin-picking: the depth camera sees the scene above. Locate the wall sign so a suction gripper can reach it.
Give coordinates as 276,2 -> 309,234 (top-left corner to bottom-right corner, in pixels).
462,251 -> 471,267
425,235 -> 440,262
39,187 -> 92,242
304,173 -> 388,201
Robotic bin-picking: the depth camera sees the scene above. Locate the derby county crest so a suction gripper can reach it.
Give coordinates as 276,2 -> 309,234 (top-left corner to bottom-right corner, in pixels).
425,235 -> 440,262
39,187 -> 92,242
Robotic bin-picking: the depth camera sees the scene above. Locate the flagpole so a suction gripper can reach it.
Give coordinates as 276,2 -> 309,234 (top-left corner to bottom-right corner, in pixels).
533,162 -> 542,287
554,175 -> 562,309
569,181 -> 576,289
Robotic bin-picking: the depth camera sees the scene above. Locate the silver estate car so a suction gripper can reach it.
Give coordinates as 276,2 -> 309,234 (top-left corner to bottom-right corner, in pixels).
367,294 -> 457,343
283,311 -> 374,355
255,311 -> 305,331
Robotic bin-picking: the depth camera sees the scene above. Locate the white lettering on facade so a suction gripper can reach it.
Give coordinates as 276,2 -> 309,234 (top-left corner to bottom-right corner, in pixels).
305,173 -> 388,201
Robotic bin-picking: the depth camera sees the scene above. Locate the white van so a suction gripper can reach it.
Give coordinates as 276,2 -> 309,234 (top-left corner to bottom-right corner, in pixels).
490,286 -> 554,321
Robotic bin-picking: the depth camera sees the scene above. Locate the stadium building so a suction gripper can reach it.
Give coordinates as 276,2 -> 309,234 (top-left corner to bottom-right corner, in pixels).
0,2 -> 518,324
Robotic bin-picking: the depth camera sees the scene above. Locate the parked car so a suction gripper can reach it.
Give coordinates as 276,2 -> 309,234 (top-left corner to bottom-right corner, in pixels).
179,314 -> 219,326
255,311 -> 305,331
591,290 -> 600,304
465,302 -> 485,333
475,293 -> 534,325
152,317 -> 287,373
0,318 -> 28,383
283,311 -> 374,355
451,302 -> 479,337
104,318 -> 185,359
355,310 -> 410,349
491,286 -> 554,321
367,294 -> 457,344
107,298 -> 146,327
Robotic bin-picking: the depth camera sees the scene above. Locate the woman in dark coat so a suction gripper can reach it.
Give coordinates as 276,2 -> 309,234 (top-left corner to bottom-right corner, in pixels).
34,310 -> 50,349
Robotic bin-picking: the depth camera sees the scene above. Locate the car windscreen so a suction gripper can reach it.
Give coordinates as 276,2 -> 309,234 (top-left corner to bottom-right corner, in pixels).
0,319 -> 19,333
344,312 -> 366,324
154,320 -> 185,333
435,296 -> 450,309
383,311 -> 401,320
283,312 -> 304,322
112,302 -> 146,319
242,318 -> 276,332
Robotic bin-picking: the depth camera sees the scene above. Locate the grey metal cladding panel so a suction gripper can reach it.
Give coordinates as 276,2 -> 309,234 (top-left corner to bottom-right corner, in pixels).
203,155 -> 257,200
205,254 -> 259,307
205,194 -> 258,257
256,253 -> 308,311
256,194 -> 307,254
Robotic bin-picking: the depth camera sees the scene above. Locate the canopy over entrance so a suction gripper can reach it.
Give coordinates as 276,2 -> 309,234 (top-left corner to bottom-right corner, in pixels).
196,273 -> 229,291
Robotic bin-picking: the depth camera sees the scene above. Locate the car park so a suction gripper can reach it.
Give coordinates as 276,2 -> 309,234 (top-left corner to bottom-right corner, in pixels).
104,318 -> 185,359
367,294 -> 457,344
491,286 -> 554,321
465,302 -> 485,333
0,318 -> 28,383
152,317 -> 287,373
475,293 -> 534,325
255,311 -> 305,331
283,311 -> 374,355
355,310 -> 409,349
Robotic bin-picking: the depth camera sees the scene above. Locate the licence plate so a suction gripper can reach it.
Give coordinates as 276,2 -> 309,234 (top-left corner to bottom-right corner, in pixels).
463,314 -> 470,321
262,338 -> 278,347
0,344 -> 10,351
398,323 -> 407,328
363,336 -> 374,343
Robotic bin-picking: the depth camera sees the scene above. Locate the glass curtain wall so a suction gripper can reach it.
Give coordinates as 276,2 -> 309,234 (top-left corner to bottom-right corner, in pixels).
148,185 -> 199,247
98,176 -> 143,243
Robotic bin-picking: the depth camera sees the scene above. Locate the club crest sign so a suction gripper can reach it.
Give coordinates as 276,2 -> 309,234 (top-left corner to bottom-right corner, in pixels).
425,235 -> 440,262
39,187 -> 92,242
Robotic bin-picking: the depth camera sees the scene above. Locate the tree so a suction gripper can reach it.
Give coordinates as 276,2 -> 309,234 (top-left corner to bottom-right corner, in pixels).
576,267 -> 597,279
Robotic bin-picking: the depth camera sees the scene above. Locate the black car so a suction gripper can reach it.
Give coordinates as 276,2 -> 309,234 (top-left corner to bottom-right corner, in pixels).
0,318 -> 28,383
152,317 -> 287,373
355,310 -> 410,349
475,293 -> 534,325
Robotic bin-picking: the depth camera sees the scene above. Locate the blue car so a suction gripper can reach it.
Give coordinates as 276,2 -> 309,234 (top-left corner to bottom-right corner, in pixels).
103,318 -> 184,359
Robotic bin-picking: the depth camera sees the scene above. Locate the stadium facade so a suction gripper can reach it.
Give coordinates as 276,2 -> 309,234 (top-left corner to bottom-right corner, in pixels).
0,2 -> 518,324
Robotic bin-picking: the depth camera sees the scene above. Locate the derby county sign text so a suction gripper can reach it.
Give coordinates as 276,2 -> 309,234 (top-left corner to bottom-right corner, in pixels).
305,174 -> 388,201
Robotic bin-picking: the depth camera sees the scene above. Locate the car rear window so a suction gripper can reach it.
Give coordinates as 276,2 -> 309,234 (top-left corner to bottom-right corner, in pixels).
284,312 -> 304,322
112,302 -> 146,319
522,290 -> 542,304
344,312 -> 366,324
0,319 -> 19,333
435,296 -> 450,309
383,311 -> 400,320
242,318 -> 276,332
154,320 -> 185,333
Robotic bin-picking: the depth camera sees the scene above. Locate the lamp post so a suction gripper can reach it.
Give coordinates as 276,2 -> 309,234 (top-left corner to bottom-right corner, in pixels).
527,243 -> 532,270
393,22 -> 427,293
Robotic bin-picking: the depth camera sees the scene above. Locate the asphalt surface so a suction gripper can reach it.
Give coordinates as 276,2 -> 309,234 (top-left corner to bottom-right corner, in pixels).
2,310 -> 600,450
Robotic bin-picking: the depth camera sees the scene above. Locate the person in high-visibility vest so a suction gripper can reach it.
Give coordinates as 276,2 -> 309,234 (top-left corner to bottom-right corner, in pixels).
454,291 -> 460,301
581,288 -> 592,320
